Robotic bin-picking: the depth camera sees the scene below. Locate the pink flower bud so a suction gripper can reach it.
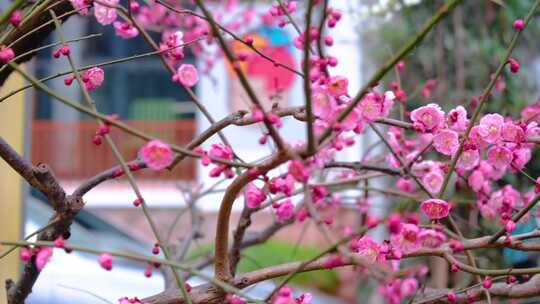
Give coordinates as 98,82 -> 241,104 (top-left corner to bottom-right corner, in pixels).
0,46 -> 15,63
9,10 -> 22,27
53,236 -> 65,248
505,220 -> 516,233
483,276 -> 492,289
144,263 -> 153,277
513,19 -> 524,30
20,248 -> 31,261
447,292 -> 457,302
60,46 -> 71,56
508,58 -> 520,73
64,76 -> 75,86
98,253 -> 113,271
133,198 -> 143,207
450,263 -> 459,273
324,36 -> 333,46
92,135 -> 103,146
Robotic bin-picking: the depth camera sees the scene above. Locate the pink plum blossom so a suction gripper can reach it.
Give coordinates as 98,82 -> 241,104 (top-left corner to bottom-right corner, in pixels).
139,140 -> 174,171
390,223 -> 420,254
433,129 -> 459,156
327,75 -> 348,96
83,67 -> 105,91
208,144 -> 233,160
245,183 -> 266,209
447,106 -> 468,132
113,22 -> 139,38
410,103 -> 445,133
311,90 -> 336,120
358,91 -> 394,121
94,0 -> 119,25
512,148 -> 531,171
487,145 -> 513,169
161,31 -> 185,60
349,235 -> 381,263
420,199 -> 450,220
457,149 -> 480,170
418,229 -> 446,248
478,113 -> 504,143
501,121 -> 524,143
269,174 -> 295,196
173,64 -> 199,87
288,160 -> 309,182
275,199 -> 294,223
396,178 -> 415,193
422,171 -> 444,194
468,170 -> 486,192
467,126 -> 489,149
69,0 -> 89,15
35,247 -> 53,270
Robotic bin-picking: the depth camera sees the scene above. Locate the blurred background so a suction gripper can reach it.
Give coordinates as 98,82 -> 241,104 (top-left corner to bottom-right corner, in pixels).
2,0 -> 540,303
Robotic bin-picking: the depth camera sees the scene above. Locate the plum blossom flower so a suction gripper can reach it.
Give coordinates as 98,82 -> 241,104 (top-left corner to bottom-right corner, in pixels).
139,140 -> 173,171
83,67 -> 105,91
288,160 -> 309,182
390,223 -> 420,254
327,75 -> 348,96
512,148 -> 532,171
340,106 -> 362,131
418,229 -> 446,248
311,90 -> 336,120
35,247 -> 53,270
447,106 -> 468,132
487,145 -> 513,169
69,0 -> 89,15
94,0 -> 119,25
245,183 -> 266,209
457,149 -> 480,170
113,21 -> 139,39
173,64 -> 199,87
481,185 -> 522,219
349,235 -> 381,263
467,126 -> 489,149
358,91 -> 394,121
209,144 -> 233,160
421,199 -> 450,220
422,171 -> 444,194
501,121 -> 524,143
396,178 -> 415,193
410,104 -> 445,133
478,113 -> 504,143
161,31 -> 185,60
269,174 -> 295,196
98,253 -> 113,271
275,199 -> 294,223
468,170 -> 486,192
433,129 -> 459,156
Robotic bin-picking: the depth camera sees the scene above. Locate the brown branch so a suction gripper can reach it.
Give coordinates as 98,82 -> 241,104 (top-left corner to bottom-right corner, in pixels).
1,137 -> 84,304
0,0 -> 76,86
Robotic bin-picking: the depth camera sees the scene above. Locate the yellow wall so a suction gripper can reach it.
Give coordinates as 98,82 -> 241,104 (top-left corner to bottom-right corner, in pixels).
0,70 -> 26,304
